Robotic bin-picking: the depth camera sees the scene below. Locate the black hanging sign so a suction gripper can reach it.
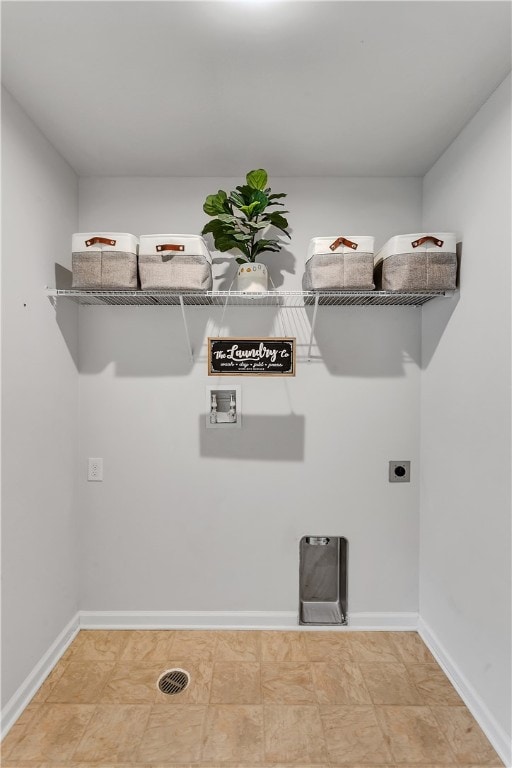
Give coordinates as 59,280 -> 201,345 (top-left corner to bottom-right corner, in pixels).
208,337 -> 296,377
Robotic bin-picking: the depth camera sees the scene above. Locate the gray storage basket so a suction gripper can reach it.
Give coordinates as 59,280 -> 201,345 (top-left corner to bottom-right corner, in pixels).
72,235 -> 138,290
375,252 -> 457,290
139,254 -> 212,291
304,235 -> 375,291
375,237 -> 457,291
303,253 -> 375,290
138,236 -> 213,292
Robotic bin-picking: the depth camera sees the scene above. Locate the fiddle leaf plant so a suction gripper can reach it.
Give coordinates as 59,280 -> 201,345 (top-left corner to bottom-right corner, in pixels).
201,169 -> 290,264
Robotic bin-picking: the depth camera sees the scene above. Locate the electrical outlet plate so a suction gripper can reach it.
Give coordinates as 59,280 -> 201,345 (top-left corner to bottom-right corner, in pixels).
88,458 -> 103,481
389,460 -> 410,483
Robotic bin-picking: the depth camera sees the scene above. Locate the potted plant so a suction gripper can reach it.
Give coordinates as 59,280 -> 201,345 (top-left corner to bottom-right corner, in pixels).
201,169 -> 290,292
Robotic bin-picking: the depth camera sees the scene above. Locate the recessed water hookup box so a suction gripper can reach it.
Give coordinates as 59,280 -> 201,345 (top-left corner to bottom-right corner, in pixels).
205,385 -> 242,429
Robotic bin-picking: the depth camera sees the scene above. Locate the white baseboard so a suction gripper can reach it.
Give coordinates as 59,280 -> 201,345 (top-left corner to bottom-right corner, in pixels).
79,609 -> 418,631
418,617 -> 512,768
80,610 -> 299,629
347,612 -> 418,630
0,612 -> 80,739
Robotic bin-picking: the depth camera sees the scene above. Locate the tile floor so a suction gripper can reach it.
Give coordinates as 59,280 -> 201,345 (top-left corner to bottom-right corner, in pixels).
1,630 -> 504,767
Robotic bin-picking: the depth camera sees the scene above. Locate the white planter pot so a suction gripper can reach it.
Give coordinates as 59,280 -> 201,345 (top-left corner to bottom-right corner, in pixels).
235,263 -> 268,293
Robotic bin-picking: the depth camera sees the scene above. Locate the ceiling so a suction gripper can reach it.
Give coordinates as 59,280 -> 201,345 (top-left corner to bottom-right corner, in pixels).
2,1 -> 511,177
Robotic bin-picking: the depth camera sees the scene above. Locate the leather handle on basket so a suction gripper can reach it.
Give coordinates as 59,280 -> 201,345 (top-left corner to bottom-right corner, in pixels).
330,236 -> 358,251
156,243 -> 185,253
85,236 -> 116,247
412,236 -> 444,248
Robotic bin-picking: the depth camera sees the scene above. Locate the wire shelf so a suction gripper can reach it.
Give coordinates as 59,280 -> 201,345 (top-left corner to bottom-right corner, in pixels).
47,289 -> 451,307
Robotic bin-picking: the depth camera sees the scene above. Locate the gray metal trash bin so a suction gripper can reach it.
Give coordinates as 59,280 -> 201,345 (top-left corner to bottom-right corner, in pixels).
299,536 -> 347,625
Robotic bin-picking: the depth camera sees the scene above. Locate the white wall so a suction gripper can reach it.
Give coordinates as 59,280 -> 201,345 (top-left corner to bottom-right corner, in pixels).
1,89 -> 79,708
79,177 -> 421,292
78,177 -> 423,616
420,75 -> 511,753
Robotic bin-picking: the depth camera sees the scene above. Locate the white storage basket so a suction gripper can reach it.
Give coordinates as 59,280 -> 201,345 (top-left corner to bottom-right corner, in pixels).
138,234 -> 213,291
304,236 -> 375,290
374,233 -> 457,291
72,233 -> 138,290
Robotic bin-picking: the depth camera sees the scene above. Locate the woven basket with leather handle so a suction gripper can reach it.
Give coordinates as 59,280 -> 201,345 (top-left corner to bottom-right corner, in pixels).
304,235 -> 375,290
138,235 -> 213,291
374,234 -> 457,291
72,233 -> 138,290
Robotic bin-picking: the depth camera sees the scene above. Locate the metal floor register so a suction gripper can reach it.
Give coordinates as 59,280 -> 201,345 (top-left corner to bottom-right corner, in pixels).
299,536 -> 348,625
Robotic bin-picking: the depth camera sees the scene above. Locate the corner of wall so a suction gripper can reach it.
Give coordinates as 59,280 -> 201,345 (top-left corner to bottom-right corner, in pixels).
1,88 -> 80,708
418,73 -> 512,753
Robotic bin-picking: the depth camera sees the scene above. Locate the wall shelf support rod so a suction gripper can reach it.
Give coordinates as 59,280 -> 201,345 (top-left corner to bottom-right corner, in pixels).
179,295 -> 194,363
307,293 -> 319,362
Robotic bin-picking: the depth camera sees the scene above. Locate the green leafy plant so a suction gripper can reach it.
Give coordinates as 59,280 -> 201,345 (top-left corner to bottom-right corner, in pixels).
201,169 -> 290,264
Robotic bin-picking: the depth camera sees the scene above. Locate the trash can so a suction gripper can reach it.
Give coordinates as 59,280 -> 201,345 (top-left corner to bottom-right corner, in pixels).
299,536 -> 347,625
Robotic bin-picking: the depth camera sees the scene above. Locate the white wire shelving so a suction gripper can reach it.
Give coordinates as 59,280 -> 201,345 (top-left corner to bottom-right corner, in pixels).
46,288 -> 451,307
46,288 -> 453,362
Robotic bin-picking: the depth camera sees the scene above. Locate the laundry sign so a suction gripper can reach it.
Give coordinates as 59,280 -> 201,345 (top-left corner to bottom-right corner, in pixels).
208,337 -> 296,376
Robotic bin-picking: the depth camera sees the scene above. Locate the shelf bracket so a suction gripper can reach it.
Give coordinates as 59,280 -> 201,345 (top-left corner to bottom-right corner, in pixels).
307,293 -> 319,362
179,296 -> 194,363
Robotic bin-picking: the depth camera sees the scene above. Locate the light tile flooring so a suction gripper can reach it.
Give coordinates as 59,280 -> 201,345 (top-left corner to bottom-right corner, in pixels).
1,630 -> 504,767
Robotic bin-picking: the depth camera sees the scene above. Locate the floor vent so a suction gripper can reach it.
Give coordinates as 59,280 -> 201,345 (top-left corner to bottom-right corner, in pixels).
157,668 -> 190,695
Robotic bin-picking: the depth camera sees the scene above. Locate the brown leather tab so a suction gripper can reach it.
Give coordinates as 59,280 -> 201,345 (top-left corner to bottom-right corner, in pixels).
329,236 -> 358,251
85,236 -> 116,247
156,243 -> 185,253
412,236 -> 444,248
